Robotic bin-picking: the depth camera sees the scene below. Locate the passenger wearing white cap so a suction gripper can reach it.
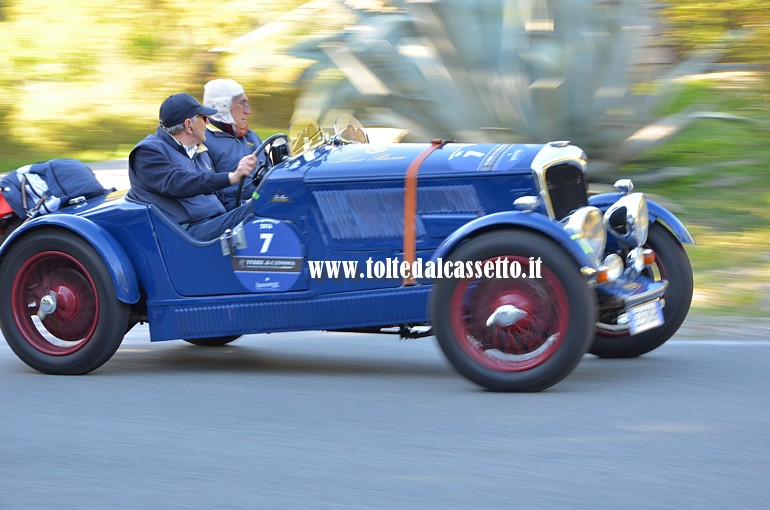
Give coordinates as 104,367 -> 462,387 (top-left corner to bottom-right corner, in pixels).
203,79 -> 265,210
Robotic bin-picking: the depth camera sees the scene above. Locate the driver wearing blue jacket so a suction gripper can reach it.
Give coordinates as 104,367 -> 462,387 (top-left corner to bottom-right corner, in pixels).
128,93 -> 257,241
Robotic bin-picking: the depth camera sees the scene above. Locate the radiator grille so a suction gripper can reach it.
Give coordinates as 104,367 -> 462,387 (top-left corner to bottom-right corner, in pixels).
545,164 -> 588,219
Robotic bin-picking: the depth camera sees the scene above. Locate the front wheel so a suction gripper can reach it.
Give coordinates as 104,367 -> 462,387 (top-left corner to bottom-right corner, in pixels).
431,230 -> 596,392
0,230 -> 129,374
591,222 -> 693,358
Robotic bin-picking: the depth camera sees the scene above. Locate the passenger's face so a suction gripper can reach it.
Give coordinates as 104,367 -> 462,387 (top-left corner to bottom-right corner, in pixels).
230,94 -> 251,136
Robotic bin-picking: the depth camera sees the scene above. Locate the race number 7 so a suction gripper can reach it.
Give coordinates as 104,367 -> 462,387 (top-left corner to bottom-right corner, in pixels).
259,233 -> 274,253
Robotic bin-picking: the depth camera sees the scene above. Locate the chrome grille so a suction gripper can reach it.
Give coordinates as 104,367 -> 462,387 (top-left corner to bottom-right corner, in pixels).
545,164 -> 588,219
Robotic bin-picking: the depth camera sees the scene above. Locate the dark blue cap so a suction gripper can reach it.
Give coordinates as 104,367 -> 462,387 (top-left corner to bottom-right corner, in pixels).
159,93 -> 217,128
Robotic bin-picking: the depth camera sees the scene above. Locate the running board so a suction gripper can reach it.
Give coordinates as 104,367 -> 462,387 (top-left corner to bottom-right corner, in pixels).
146,286 -> 432,341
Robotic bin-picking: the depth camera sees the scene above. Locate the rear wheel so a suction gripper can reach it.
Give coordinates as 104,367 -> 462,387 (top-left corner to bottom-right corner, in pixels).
591,222 -> 693,358
0,215 -> 24,244
431,230 -> 595,392
0,230 -> 129,374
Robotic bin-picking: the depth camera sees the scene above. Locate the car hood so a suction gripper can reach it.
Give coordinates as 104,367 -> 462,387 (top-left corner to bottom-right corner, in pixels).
301,142 -> 544,183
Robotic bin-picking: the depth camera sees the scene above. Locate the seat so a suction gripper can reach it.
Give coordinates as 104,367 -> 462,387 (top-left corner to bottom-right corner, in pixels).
124,190 -> 220,247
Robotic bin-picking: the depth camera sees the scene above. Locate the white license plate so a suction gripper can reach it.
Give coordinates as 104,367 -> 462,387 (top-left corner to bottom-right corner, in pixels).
628,300 -> 664,335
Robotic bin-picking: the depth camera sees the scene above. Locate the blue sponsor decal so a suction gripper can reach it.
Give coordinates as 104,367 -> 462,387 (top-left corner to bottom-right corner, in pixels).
233,219 -> 304,292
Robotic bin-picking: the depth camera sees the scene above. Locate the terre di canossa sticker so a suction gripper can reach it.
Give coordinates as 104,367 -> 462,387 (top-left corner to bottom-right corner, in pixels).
232,218 -> 305,292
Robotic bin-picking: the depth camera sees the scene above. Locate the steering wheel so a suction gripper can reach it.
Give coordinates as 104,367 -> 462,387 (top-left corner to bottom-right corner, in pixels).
235,133 -> 288,205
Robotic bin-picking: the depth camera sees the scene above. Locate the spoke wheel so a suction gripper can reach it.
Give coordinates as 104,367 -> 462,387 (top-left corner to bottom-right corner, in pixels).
12,252 -> 99,356
432,230 -> 595,392
449,257 -> 569,373
0,230 -> 129,374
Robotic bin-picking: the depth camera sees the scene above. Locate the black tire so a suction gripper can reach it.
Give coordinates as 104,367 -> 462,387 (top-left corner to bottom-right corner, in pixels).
0,215 -> 24,244
591,222 -> 693,358
183,335 -> 241,347
431,230 -> 596,392
0,230 -> 129,374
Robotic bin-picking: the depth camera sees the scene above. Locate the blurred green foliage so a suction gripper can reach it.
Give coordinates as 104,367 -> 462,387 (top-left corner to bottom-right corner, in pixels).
0,0 -> 767,171
0,0 -> 319,169
662,0 -> 770,67
618,79 -> 770,315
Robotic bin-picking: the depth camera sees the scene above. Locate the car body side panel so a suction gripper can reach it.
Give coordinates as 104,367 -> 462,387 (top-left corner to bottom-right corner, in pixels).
79,200 -> 183,301
251,145 -> 551,291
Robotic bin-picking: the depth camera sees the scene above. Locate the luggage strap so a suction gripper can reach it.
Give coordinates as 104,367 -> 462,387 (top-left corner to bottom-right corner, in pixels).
403,139 -> 448,286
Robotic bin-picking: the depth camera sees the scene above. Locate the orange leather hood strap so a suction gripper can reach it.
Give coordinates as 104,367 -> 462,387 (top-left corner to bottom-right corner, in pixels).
403,139 -> 447,285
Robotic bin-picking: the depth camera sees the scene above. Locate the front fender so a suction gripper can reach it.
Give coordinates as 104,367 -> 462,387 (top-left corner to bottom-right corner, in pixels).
431,211 -> 597,270
589,193 -> 695,245
0,215 -> 140,304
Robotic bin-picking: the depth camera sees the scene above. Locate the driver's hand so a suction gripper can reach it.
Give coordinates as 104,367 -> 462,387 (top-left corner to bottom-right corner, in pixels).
228,154 -> 257,184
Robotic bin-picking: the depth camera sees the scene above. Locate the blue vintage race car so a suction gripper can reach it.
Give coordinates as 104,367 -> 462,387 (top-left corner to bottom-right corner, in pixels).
0,115 -> 693,391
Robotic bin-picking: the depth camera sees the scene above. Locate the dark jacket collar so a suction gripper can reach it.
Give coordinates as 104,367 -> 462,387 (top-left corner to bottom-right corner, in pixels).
154,126 -> 209,156
154,127 -> 188,157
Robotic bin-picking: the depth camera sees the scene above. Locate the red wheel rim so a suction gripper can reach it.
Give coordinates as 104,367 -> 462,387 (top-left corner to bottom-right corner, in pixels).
449,256 -> 569,371
11,251 -> 99,356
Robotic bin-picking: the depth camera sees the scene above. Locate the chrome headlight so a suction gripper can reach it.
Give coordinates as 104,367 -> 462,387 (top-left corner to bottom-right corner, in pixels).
564,206 -> 607,263
603,193 -> 649,247
602,253 -> 624,282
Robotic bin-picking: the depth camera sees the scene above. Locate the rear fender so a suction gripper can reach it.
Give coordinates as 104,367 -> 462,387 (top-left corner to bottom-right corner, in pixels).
431,211 -> 597,270
0,215 -> 140,304
589,193 -> 695,245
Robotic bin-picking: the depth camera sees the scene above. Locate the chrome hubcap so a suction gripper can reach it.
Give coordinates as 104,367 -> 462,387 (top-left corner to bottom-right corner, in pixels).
485,304 -> 528,328
37,292 -> 57,320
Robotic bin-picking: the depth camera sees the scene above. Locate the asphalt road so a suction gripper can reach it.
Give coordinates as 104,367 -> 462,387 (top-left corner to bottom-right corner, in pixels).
1,321 -> 769,510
